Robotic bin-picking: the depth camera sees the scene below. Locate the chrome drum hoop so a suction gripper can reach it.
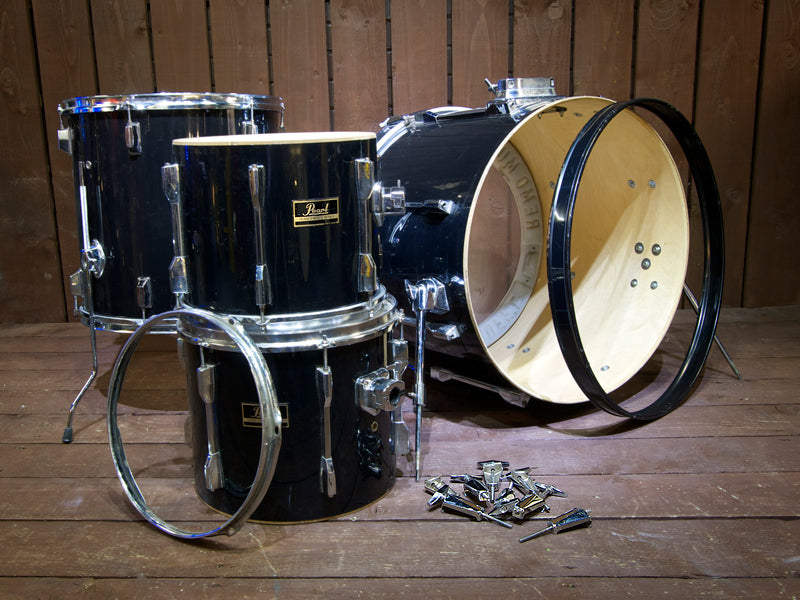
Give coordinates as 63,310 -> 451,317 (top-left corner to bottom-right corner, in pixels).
178,287 -> 403,352
59,92 -> 285,115
107,307 -> 283,539
76,308 -> 177,334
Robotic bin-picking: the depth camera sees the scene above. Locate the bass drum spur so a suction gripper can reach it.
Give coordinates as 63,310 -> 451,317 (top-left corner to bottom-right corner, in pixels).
376,78 -> 723,420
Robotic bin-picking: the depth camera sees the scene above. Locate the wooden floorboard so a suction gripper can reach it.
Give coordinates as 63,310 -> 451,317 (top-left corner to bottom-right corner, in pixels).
0,307 -> 798,598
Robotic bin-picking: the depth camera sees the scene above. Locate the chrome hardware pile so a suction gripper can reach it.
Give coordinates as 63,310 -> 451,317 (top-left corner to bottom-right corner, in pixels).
424,461 -> 591,542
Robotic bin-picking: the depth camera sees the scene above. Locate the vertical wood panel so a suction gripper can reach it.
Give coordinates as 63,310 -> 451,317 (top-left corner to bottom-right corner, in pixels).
150,0 -> 211,91
573,0 -> 635,99
513,0 -> 571,94
745,0 -> 800,306
391,0 -> 448,115
452,0 -> 508,107
208,0 -> 269,94
30,0 -> 99,323
693,0 -> 764,306
633,0 -> 699,114
270,0 -> 329,131
0,0 -> 67,322
330,0 -> 388,130
90,0 -> 153,94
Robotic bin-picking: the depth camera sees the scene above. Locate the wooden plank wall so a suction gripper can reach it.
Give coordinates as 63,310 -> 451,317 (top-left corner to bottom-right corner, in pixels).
1,0 -> 798,324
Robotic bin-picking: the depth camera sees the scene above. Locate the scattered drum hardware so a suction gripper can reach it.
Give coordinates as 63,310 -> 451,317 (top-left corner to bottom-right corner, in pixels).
107,132 -> 408,536
423,461 -> 581,536
57,93 -> 285,443
376,77 -> 728,473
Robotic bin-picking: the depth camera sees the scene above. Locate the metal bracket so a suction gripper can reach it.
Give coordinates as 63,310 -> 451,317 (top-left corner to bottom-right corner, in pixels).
136,276 -> 152,320
355,367 -> 404,416
429,367 -> 531,408
249,164 -> 273,319
317,354 -> 336,498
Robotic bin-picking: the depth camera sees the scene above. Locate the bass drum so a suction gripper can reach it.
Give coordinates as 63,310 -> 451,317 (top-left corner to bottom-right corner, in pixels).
376,83 -> 720,412
58,93 -> 285,332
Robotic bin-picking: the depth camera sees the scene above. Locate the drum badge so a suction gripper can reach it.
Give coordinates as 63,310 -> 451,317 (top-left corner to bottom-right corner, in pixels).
293,197 -> 340,227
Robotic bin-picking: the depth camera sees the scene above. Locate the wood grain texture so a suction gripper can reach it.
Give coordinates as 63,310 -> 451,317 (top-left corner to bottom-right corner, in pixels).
269,0 -> 329,131
150,0 -> 212,91
745,0 -> 800,307
513,0 -> 572,94
390,0 -> 448,115
693,0 -> 764,306
452,0 -> 509,107
573,0 -> 635,99
0,307 -> 797,596
1,0 -> 72,323
90,0 -> 153,93
208,0 -> 270,94
329,0 -> 389,130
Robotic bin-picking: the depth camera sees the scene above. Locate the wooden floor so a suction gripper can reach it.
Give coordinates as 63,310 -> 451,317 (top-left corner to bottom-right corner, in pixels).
0,306 -> 798,599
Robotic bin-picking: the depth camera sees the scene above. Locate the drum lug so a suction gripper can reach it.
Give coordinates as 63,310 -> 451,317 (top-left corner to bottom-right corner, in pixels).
136,276 -> 152,319
358,253 -> 377,294
316,360 -> 336,498
355,367 -> 404,416
124,121 -> 142,155
162,164 -> 190,301
57,127 -> 72,154
69,269 -> 88,316
197,361 -> 224,491
249,164 -> 273,318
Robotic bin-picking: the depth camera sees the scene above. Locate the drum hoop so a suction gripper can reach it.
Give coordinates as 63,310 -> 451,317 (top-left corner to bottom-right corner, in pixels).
77,309 -> 176,334
179,289 -> 401,351
107,307 -> 282,538
59,92 -> 285,114
547,97 -> 725,421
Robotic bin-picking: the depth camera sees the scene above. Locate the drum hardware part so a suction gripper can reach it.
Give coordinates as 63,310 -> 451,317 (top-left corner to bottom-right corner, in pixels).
428,367 -> 531,408
62,268 -> 98,444
162,163 -> 190,306
355,159 -> 379,293
354,367 -> 405,416
533,482 -> 567,499
371,181 -> 406,226
196,355 -> 224,491
248,164 -> 273,322
511,493 -> 549,521
451,474 -> 491,504
77,161 -> 106,278
405,278 -> 450,480
426,479 -> 513,529
387,337 -> 411,456
136,276 -> 153,321
57,108 -> 72,154
124,104 -> 142,156
478,460 -> 507,503
683,282 -> 743,381
400,316 -> 465,342
518,508 -> 592,543
108,307 -> 282,539
488,487 -> 520,518
403,199 -> 455,215
317,348 -> 337,498
485,77 -> 560,121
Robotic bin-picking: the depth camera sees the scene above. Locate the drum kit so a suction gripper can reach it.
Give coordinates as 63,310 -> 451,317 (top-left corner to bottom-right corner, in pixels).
57,78 -> 728,538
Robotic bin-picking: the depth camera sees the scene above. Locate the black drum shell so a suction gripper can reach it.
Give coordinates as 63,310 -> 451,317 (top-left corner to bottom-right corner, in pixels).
175,135 -> 375,315
61,95 -> 284,328
182,335 -> 396,522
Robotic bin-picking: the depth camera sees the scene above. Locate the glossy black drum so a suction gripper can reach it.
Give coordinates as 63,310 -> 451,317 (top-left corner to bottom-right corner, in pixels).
179,304 -> 406,522
169,132 -> 381,316
377,79 -> 698,408
58,93 -> 284,332
163,133 -> 407,522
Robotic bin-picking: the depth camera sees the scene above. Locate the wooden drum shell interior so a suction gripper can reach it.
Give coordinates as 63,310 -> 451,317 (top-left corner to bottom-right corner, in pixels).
464,97 -> 690,404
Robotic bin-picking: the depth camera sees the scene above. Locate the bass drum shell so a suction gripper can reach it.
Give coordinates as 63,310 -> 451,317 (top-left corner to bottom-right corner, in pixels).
182,333 -> 397,523
60,93 -> 284,331
173,132 -> 376,316
377,96 -> 690,404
